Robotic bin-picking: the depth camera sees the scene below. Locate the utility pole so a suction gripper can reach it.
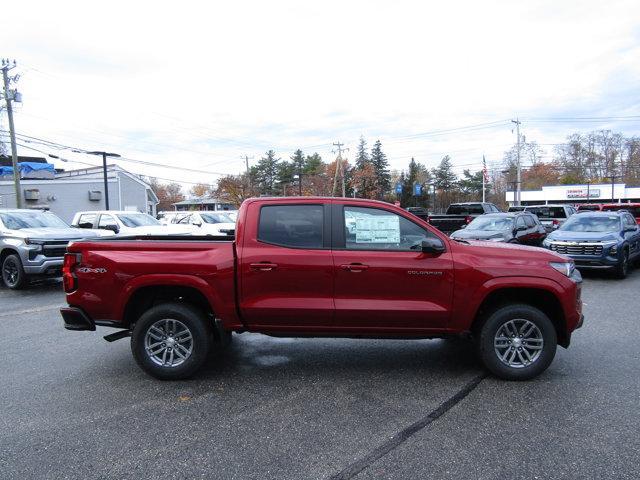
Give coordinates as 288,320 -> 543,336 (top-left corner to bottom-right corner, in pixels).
84,151 -> 121,210
511,119 -> 522,206
332,142 -> 348,197
606,174 -> 619,202
2,59 -> 22,208
241,155 -> 254,191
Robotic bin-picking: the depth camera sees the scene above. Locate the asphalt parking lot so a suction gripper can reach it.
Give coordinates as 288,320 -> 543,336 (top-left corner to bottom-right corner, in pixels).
2,270 -> 640,480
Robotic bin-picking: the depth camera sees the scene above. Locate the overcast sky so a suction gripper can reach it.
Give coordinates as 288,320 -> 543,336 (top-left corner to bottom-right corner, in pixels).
2,0 -> 639,187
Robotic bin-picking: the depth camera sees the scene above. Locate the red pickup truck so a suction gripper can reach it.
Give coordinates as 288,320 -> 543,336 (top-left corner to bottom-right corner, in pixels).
61,197 -> 583,381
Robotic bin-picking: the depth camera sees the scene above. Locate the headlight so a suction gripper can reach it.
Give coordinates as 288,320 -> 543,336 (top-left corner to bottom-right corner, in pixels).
549,261 -> 575,277
609,245 -> 618,255
542,238 -> 552,248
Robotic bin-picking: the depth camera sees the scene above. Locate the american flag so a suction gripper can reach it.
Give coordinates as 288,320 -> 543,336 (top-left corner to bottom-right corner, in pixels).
482,155 -> 488,183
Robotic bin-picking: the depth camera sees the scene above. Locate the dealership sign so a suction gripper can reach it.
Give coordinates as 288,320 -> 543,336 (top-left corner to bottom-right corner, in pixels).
567,188 -> 600,199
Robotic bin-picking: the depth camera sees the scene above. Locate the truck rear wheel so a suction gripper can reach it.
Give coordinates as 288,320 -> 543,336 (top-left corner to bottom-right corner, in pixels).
131,303 -> 213,380
477,304 -> 557,381
2,254 -> 27,289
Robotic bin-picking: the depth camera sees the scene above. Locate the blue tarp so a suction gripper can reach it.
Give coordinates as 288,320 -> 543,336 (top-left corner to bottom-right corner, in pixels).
19,162 -> 55,175
0,162 -> 55,179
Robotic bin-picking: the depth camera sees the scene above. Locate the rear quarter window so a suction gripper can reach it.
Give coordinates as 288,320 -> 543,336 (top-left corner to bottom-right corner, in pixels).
258,205 -> 324,248
447,204 -> 484,215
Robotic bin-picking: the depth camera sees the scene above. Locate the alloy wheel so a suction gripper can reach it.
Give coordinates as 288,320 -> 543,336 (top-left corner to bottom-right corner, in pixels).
493,318 -> 544,368
144,318 -> 194,367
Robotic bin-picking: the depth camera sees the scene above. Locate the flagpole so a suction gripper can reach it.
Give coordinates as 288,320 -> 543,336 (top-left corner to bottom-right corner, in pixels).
482,155 -> 486,202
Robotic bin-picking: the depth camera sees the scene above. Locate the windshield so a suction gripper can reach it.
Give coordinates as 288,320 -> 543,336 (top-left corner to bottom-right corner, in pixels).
116,213 -> 160,227
560,215 -> 621,233
201,213 -> 233,224
466,216 -> 513,231
0,211 -> 69,229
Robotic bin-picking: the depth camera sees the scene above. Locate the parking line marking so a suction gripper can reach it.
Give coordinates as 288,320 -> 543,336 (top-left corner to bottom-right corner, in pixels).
329,373 -> 487,480
0,305 -> 64,318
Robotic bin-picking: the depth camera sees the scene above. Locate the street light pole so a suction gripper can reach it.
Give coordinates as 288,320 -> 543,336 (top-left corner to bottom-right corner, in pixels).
84,151 -> 121,210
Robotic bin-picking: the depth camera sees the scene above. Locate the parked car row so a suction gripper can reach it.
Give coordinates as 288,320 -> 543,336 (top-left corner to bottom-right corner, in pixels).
1,208 -> 237,289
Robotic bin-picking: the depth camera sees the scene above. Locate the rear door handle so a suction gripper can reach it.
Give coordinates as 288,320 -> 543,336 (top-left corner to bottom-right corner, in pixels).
249,262 -> 279,271
340,263 -> 369,272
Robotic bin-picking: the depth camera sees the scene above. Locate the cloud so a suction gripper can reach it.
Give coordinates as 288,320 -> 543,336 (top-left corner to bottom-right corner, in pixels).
2,0 -> 640,185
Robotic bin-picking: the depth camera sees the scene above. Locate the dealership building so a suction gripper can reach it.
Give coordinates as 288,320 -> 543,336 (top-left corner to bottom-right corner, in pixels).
506,183 -> 640,206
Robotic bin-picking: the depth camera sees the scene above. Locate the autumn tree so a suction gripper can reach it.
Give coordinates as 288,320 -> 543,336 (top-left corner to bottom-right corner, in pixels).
148,178 -> 184,211
189,183 -> 214,197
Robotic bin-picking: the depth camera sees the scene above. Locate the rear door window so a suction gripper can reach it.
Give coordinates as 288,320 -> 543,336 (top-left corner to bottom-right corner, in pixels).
524,215 -> 536,228
98,214 -> 117,228
526,206 -> 566,219
258,205 -> 324,249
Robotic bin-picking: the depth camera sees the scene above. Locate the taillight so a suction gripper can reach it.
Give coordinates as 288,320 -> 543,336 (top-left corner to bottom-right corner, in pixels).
63,253 -> 81,293
465,216 -> 472,224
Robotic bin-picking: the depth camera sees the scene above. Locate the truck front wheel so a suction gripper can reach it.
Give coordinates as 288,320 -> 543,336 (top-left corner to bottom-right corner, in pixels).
477,304 -> 557,381
2,254 -> 27,289
131,303 -> 213,380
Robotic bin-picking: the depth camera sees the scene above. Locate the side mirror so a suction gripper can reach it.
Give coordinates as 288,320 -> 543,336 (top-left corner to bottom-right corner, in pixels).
421,238 -> 446,254
193,222 -> 202,227
104,224 -> 119,234
624,226 -> 638,232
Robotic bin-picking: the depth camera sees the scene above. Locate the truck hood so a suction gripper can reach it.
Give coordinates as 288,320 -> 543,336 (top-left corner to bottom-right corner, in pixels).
451,229 -> 508,240
546,230 -> 619,242
457,238 -> 568,262
5,227 -> 102,240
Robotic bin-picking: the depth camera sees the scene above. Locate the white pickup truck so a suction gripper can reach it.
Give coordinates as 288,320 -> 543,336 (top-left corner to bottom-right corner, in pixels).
71,211 -> 195,235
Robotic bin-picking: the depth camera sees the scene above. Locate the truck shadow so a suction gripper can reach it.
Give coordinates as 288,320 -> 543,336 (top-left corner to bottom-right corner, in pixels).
197,335 -> 482,381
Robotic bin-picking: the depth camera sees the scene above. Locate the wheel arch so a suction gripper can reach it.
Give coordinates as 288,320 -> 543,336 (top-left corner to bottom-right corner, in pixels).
471,286 -> 568,347
123,284 -> 214,329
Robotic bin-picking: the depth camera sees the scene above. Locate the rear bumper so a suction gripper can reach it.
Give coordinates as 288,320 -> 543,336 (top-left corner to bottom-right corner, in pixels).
61,307 -> 95,331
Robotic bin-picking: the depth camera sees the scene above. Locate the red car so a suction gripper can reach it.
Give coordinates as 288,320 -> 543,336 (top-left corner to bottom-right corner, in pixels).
61,197 -> 583,381
601,203 -> 640,224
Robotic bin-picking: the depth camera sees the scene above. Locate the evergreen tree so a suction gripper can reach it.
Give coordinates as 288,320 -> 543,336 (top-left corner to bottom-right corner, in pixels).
432,155 -> 457,191
354,136 -> 370,169
458,169 -> 484,196
254,150 -> 280,195
304,152 -> 323,174
370,139 -> 391,198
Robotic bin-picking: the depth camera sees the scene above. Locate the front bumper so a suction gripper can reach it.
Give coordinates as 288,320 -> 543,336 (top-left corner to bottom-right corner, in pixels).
23,257 -> 64,276
569,255 -> 620,269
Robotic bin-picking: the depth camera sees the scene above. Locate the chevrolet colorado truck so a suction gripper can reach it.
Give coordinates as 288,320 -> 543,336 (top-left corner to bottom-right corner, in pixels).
61,197 -> 583,381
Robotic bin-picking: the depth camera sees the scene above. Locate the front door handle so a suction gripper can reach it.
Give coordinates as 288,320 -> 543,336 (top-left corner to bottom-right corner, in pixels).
250,262 -> 278,271
340,263 -> 369,272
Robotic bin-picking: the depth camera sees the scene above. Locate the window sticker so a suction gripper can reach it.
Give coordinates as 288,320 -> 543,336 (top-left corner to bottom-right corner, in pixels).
354,214 -> 400,243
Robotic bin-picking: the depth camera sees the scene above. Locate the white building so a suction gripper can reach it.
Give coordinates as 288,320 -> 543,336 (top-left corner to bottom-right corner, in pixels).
0,164 -> 159,223
506,183 -> 640,206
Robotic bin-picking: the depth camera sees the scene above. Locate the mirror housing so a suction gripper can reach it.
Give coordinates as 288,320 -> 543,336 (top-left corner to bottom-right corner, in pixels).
421,238 -> 446,254
104,224 -> 119,234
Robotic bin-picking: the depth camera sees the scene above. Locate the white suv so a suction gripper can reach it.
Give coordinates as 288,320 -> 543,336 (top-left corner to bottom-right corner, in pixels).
171,211 -> 235,236
71,211 -> 196,235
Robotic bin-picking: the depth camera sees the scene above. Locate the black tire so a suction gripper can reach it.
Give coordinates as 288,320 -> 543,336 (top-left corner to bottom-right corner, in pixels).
477,304 -> 557,381
131,303 -> 213,380
2,254 -> 28,289
614,248 -> 629,279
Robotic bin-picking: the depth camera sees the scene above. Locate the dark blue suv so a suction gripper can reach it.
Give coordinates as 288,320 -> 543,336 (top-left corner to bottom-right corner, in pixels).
542,211 -> 640,278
